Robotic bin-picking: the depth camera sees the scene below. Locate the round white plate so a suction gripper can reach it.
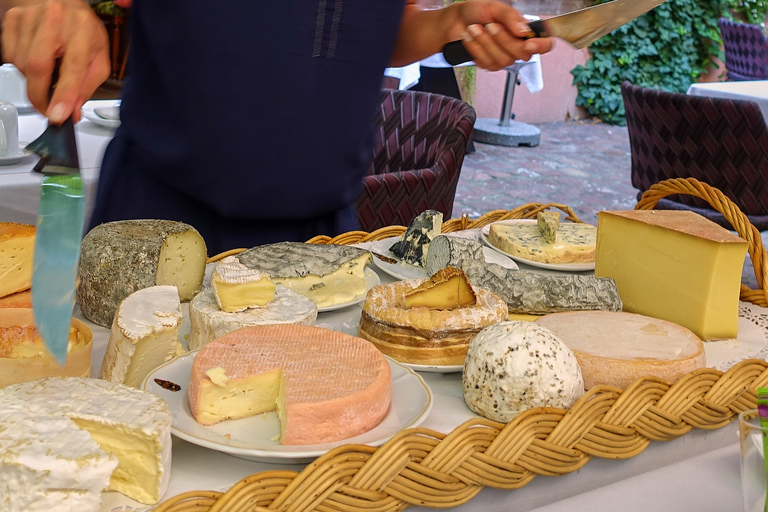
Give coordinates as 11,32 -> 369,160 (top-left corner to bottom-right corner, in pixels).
317,267 -> 380,312
0,144 -> 35,166
81,100 -> 121,129
481,219 -> 595,272
142,351 -> 433,463
400,362 -> 463,373
370,236 -> 518,281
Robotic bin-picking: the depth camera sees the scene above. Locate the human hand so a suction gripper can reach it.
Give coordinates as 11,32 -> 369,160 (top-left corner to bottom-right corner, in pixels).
1,0 -> 110,123
452,0 -> 552,71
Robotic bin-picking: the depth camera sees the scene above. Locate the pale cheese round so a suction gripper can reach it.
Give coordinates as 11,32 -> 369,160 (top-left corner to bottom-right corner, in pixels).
535,311 -> 706,390
463,321 -> 585,423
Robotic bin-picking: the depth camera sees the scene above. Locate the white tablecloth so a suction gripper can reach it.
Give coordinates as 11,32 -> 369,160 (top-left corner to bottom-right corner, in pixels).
687,81 -> 768,124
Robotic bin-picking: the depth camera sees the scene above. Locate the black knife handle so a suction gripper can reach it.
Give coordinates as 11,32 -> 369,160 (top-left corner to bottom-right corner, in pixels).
441,21 -> 546,66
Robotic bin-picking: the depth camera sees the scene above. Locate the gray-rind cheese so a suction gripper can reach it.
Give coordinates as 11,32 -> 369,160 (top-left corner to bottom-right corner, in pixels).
77,220 -> 207,327
425,235 -> 485,276
463,321 -> 584,422
390,210 -> 443,267
237,242 -> 369,279
188,285 -> 317,350
460,259 -> 622,314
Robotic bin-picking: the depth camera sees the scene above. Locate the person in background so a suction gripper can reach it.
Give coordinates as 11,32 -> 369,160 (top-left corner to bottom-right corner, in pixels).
1,0 -> 550,255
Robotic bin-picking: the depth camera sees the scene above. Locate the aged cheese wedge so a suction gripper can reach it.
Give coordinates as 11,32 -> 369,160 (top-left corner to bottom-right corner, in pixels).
211,256 -> 276,312
537,211 -> 560,244
425,235 -> 485,277
487,221 -> 596,263
236,242 -> 371,308
463,321 -> 584,422
188,324 -> 391,445
101,285 -> 185,388
0,377 -> 172,508
77,220 -> 207,327
390,209 -> 443,267
595,210 -> 748,340
405,267 -> 477,309
0,222 -> 35,299
536,311 -> 706,390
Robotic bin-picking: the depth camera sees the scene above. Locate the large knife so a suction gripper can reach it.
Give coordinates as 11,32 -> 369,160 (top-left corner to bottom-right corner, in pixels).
27,63 -> 84,365
443,0 -> 667,65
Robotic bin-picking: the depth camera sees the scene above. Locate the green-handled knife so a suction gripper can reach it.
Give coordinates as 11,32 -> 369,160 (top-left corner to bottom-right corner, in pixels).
27,65 -> 84,365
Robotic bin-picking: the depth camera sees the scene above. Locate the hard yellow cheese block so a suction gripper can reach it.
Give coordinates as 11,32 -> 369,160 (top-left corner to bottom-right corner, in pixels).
404,267 -> 477,309
595,210 -> 748,340
0,222 -> 35,299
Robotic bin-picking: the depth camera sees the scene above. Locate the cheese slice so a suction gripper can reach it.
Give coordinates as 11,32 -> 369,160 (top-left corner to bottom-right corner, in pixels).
595,210 -> 748,340
100,285 -> 184,388
211,256 -> 276,312
537,211 -> 560,244
405,267 -> 477,309
487,221 -> 596,263
188,324 -> 391,445
536,311 -> 706,390
0,222 -> 35,299
390,210 -> 444,267
0,377 -> 172,507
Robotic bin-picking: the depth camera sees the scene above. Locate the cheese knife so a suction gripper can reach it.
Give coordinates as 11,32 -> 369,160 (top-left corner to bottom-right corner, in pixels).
26,62 -> 85,365
442,0 -> 667,65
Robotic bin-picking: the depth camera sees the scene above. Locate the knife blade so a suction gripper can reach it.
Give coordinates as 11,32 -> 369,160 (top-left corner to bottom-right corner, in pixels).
27,64 -> 84,365
443,0 -> 667,65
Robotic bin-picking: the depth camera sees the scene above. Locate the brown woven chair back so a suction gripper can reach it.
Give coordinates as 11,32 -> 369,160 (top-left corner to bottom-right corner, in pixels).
356,89 -> 476,232
718,18 -> 768,81
621,81 -> 768,230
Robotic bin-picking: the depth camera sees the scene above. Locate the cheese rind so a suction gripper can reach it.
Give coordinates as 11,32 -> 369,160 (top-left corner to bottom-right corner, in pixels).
100,285 -> 184,388
390,210 -> 443,267
211,256 -> 276,312
0,222 -> 35,299
594,210 -> 748,340
536,311 -> 706,390
77,220 -> 207,327
488,221 -> 596,263
188,324 -> 391,445
425,235 -> 485,277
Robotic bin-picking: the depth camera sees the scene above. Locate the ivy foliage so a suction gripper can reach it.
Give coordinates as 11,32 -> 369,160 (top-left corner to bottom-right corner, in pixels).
726,0 -> 768,28
570,0 -> 728,125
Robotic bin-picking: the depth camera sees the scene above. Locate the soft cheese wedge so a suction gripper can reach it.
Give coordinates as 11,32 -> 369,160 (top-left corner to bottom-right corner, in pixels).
211,256 -> 276,312
188,324 -> 391,445
405,267 -> 477,309
488,221 -> 596,264
0,222 -> 35,299
595,210 -> 748,340
101,285 -> 185,388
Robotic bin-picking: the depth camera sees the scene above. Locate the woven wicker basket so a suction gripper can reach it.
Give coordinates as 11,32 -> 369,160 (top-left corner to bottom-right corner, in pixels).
157,178 -> 768,512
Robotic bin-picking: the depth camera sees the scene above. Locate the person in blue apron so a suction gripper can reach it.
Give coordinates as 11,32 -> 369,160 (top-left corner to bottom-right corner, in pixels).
1,0 -> 550,255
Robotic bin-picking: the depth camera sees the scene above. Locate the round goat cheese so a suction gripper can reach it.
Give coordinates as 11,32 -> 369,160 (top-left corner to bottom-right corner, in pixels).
462,321 -> 584,423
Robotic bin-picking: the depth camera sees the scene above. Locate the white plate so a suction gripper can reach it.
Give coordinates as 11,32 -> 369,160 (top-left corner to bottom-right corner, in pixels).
317,267 -> 380,312
82,100 -> 121,129
400,362 -> 463,373
142,352 -> 433,463
481,219 -> 595,272
370,237 -> 518,281
14,103 -> 36,115
0,144 -> 35,166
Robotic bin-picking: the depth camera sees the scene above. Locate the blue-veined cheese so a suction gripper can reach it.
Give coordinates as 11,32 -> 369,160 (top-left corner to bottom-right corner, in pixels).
487,221 -> 596,263
537,211 -> 560,244
390,210 -> 443,267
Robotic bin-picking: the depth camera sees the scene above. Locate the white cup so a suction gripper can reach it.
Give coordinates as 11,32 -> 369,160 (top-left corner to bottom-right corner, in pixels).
0,64 -> 30,108
0,102 -> 20,157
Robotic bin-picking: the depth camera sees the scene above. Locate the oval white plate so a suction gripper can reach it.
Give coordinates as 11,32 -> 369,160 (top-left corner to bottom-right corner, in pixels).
142,351 -> 432,464
317,267 -> 380,312
370,236 -> 518,281
82,100 -> 121,129
481,219 -> 595,272
0,144 -> 34,166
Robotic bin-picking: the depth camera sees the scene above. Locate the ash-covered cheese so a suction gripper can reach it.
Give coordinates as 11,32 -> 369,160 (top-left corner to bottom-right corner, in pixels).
425,235 -> 485,276
463,321 -> 584,423
390,210 -> 443,267
488,221 -> 596,263
77,220 -> 207,327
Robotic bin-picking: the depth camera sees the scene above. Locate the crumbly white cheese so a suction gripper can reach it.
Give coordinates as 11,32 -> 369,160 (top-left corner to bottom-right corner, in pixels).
463,321 -> 584,422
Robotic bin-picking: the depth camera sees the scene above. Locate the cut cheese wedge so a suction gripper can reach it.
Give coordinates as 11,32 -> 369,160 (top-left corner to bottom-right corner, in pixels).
211,256 -> 276,312
405,267 -> 477,309
487,221 -> 596,264
188,324 -> 391,445
536,311 -> 706,390
0,222 -> 35,299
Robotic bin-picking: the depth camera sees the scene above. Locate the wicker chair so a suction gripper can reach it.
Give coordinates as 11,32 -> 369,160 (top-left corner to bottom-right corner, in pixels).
356,89 -> 476,232
621,81 -> 768,230
718,17 -> 768,81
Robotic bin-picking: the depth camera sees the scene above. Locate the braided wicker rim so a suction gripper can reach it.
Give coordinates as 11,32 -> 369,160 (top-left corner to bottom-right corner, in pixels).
164,192 -> 767,512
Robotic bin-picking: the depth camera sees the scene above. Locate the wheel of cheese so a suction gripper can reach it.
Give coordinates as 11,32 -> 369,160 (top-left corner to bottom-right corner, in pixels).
535,311 -> 706,390
358,279 -> 508,365
77,220 -> 207,327
188,324 -> 391,445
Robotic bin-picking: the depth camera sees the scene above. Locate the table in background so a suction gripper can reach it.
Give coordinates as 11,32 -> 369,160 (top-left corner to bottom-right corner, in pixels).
687,81 -> 768,124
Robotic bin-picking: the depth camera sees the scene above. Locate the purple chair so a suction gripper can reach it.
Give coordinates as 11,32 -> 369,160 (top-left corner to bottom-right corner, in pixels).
718,18 -> 768,81
356,89 -> 476,232
621,81 -> 768,230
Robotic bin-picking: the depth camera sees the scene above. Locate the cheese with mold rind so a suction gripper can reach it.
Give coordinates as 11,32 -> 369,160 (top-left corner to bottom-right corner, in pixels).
390,210 -> 443,267
0,222 -> 35,299
211,256 -> 276,312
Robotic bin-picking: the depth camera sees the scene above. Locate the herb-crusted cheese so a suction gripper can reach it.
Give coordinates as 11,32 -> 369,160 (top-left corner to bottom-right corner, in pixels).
462,321 -> 584,423
390,210 -> 443,267
487,221 -> 596,263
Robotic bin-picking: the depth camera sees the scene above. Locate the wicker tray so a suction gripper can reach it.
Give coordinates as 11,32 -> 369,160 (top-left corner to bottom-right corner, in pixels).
156,178 -> 768,512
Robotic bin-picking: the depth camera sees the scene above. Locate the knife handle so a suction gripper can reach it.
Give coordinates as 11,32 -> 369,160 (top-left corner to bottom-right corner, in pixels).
441,20 -> 547,66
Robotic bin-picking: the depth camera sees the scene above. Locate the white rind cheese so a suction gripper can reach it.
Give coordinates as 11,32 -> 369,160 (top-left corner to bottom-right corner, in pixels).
101,285 -> 185,388
487,221 -> 596,264
188,286 -> 317,351
0,377 -> 172,509
463,321 -> 585,422
211,256 -> 276,312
